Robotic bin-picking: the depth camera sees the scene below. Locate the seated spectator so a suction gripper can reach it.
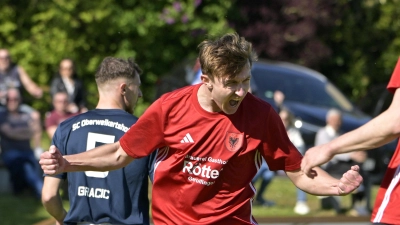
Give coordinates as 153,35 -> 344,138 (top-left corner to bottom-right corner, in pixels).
45,91 -> 79,139
315,108 -> 368,216
0,49 -> 44,155
0,88 -> 43,199
50,58 -> 87,113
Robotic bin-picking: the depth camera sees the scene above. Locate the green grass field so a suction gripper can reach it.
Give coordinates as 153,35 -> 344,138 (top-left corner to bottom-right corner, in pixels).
0,175 -> 378,225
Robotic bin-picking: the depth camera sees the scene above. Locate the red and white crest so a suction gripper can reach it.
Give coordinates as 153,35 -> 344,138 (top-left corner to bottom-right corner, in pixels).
224,132 -> 244,152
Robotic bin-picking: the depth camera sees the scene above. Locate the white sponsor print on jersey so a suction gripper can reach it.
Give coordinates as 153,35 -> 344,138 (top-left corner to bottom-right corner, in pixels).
182,160 -> 218,186
180,133 -> 194,143
77,186 -> 110,199
182,154 -> 229,186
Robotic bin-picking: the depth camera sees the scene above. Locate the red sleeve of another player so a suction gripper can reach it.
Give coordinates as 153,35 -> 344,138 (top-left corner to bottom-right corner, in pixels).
120,98 -> 166,158
387,57 -> 400,94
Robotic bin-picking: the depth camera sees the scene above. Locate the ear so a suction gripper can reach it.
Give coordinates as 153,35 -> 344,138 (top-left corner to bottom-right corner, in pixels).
201,74 -> 213,89
120,83 -> 127,95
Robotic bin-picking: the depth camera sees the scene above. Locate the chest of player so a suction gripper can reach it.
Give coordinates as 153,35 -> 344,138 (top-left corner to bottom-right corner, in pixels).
158,115 -> 261,185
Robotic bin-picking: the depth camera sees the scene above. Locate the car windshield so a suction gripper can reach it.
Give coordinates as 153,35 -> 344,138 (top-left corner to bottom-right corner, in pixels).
251,66 -> 354,112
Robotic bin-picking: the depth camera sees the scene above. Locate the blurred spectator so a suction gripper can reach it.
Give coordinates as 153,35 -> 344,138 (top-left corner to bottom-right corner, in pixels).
190,58 -> 202,85
315,108 -> 368,216
0,49 -> 44,154
251,160 -> 276,207
0,49 -> 43,106
279,108 -> 310,215
50,58 -> 87,113
45,91 -> 79,139
273,90 -> 285,112
0,88 -> 43,199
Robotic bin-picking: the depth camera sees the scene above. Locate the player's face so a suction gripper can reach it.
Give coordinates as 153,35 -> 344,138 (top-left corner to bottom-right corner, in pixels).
124,75 -> 142,114
209,62 -> 251,115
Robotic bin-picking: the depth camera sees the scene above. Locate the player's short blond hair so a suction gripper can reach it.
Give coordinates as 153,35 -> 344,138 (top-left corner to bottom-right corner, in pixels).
198,33 -> 257,81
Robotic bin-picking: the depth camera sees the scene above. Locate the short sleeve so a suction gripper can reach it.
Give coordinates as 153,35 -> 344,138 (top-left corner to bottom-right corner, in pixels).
387,58 -> 400,94
261,107 -> 303,171
120,98 -> 166,158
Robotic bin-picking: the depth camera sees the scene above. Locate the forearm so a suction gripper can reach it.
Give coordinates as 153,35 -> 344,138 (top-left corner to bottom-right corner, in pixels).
326,110 -> 399,156
42,177 -> 67,223
43,194 -> 67,223
287,168 -> 342,196
326,89 -> 400,155
63,142 -> 133,172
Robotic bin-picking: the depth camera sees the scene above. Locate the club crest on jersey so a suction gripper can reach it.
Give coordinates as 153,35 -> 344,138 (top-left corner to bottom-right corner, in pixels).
224,132 -> 243,152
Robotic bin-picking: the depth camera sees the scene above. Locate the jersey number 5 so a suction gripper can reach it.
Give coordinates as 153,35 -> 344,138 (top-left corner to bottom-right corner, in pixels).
85,132 -> 116,178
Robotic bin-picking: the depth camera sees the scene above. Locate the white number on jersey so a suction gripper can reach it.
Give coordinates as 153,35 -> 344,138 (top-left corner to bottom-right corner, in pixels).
85,132 -> 116,178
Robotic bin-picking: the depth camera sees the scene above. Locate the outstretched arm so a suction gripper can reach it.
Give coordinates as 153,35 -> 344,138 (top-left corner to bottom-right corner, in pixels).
302,88 -> 400,175
40,141 -> 134,175
42,176 -> 67,225
18,66 -> 43,98
286,165 -> 362,196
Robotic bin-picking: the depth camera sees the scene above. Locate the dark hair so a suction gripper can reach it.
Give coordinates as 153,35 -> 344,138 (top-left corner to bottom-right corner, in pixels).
95,57 -> 142,85
198,33 -> 257,81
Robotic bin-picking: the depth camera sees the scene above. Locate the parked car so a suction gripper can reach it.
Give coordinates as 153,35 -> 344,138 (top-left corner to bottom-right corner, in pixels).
155,59 -> 396,184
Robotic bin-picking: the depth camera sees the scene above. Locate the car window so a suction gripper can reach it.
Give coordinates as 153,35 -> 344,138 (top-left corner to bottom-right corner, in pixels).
251,66 -> 354,111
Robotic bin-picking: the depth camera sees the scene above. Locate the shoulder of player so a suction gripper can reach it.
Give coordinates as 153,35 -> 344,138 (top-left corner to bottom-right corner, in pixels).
158,85 -> 193,105
243,93 -> 274,112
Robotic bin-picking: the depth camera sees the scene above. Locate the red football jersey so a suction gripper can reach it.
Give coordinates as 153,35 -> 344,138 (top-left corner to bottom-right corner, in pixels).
371,58 -> 400,224
120,84 -> 302,224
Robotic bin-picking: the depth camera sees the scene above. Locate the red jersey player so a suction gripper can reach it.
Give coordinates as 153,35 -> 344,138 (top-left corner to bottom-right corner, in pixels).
302,57 -> 400,224
41,33 -> 363,225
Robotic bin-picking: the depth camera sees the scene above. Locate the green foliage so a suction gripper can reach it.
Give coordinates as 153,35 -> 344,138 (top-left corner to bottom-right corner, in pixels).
318,0 -> 400,101
0,0 -> 233,115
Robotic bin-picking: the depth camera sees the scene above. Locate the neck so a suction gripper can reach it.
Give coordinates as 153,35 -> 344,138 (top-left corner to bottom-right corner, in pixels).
96,95 -> 124,111
197,84 -> 220,112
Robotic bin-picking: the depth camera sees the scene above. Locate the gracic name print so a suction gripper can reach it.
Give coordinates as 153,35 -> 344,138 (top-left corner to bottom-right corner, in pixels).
77,186 -> 110,199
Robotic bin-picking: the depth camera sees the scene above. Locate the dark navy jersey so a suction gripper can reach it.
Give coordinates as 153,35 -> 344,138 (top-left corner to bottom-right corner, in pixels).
49,109 -> 155,225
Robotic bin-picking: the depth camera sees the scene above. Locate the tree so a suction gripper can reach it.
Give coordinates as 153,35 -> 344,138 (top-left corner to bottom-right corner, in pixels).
0,0 -> 233,115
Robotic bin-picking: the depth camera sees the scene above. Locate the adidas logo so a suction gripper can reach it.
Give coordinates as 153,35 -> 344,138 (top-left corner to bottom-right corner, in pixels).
180,133 -> 194,143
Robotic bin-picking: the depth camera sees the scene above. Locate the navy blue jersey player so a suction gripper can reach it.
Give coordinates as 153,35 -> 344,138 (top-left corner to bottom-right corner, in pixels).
41,57 -> 155,225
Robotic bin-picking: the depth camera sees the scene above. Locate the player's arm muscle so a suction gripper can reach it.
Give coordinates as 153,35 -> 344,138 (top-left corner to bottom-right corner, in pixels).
285,168 -> 340,196
42,176 -> 67,223
63,141 -> 133,172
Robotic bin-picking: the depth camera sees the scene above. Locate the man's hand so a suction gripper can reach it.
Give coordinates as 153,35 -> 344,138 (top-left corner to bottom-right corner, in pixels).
301,144 -> 334,177
336,165 -> 363,195
39,145 -> 66,175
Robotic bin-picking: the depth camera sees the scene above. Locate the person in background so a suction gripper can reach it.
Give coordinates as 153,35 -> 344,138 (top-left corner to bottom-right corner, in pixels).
279,108 -> 310,215
0,88 -> 43,199
50,58 -> 87,113
314,108 -> 368,216
45,91 -> 79,139
41,57 -> 156,225
40,33 -> 363,224
251,159 -> 276,207
0,49 -> 44,157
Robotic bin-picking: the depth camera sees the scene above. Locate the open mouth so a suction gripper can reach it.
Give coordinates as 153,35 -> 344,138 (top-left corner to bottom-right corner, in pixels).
229,100 -> 239,107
